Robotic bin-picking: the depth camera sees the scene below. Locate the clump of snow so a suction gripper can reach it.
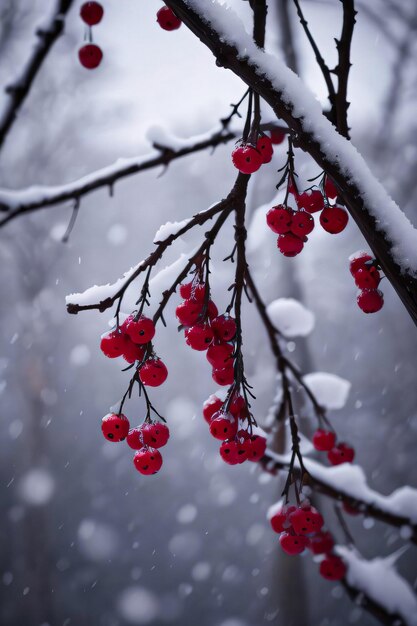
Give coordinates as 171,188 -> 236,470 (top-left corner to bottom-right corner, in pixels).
267,298 -> 315,337
18,468 -> 55,506
302,372 -> 351,409
117,586 -> 159,624
337,547 -> 417,626
153,219 -> 192,243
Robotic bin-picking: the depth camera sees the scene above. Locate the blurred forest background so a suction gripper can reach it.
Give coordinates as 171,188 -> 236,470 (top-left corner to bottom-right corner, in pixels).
0,1 -> 416,625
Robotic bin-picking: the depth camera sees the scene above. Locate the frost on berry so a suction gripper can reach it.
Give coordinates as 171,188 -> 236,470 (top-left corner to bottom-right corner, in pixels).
101,413 -> 129,442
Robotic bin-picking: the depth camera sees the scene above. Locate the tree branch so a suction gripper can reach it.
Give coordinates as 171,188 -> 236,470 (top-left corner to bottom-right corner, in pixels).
334,0 -> 356,139
0,0 -> 74,152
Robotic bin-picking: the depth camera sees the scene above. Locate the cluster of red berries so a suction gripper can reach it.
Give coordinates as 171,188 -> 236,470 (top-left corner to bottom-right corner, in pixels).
157,5 -> 182,31
266,177 -> 348,257
232,130 -> 286,175
349,251 -> 384,314
312,429 -> 355,466
203,393 -> 267,465
269,501 -> 347,580
78,2 -> 104,70
102,413 -> 169,475
100,314 -> 168,386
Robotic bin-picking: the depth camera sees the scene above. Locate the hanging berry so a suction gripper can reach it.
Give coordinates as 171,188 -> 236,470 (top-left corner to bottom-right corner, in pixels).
156,6 -> 182,31
78,43 -> 103,69
80,2 -> 104,26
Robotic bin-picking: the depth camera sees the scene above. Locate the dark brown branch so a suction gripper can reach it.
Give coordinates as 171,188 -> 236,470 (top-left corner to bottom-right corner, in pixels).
0,129 -> 236,226
333,0 -> 356,139
164,0 -> 417,326
0,0 -> 74,152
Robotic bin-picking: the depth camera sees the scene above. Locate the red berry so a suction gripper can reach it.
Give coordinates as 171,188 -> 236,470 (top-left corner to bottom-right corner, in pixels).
124,316 -> 155,344
176,299 -> 203,326
219,439 -> 247,465
297,190 -> 324,213
206,343 -> 234,369
319,555 -> 346,581
156,6 -> 181,30
290,211 -> 315,237
78,44 -> 103,69
349,251 -> 373,276
357,289 -> 384,314
141,422 -> 170,448
328,442 -> 355,465
179,282 -> 205,301
279,532 -> 308,555
133,447 -> 163,475
312,429 -> 336,452
139,358 -> 168,387
80,2 -> 103,25
270,129 -> 286,144
269,504 -> 295,533
320,205 -> 349,234
126,428 -> 143,450
246,434 -> 267,462
100,330 -> 128,358
231,144 -> 263,174
277,232 -> 304,257
207,300 -> 218,320
212,366 -> 234,386
211,315 -> 236,342
266,205 -> 293,235
354,267 -> 381,290
185,323 -> 214,351
203,395 -> 223,423
123,339 -> 146,364
101,413 -> 129,442
308,531 -> 334,555
256,136 -> 274,164
209,411 -> 238,440
289,506 -> 324,535
324,176 -> 338,199
229,394 -> 245,417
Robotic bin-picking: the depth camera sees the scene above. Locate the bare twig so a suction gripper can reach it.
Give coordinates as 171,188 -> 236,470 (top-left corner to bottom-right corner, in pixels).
333,0 -> 356,139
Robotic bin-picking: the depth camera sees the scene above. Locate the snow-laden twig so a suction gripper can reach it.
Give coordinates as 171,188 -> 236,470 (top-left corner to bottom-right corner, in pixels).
0,0 -> 74,152
166,0 -> 417,324
0,125 -> 236,226
262,449 -> 417,541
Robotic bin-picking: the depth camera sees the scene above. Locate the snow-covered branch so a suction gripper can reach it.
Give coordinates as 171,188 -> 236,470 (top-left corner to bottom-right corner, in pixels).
0,0 -> 74,152
0,125 -> 236,226
165,0 -> 417,324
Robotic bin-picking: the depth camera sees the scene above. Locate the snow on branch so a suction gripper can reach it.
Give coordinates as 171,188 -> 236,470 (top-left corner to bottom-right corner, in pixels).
262,449 -> 417,541
0,125 -> 235,227
167,0 -> 417,323
0,0 -> 74,152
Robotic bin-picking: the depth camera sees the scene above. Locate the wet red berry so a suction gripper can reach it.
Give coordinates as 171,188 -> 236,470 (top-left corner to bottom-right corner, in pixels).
179,282 -> 205,301
212,366 -> 234,386
123,339 -> 146,364
126,428 -> 143,450
324,176 -> 338,199
203,395 -> 223,423
290,211 -> 314,237
247,435 -> 267,461
357,289 -> 384,314
80,2 -> 103,25
156,6 -> 181,30
133,447 -> 163,475
229,394 -> 245,417
349,251 -> 373,276
354,267 -> 381,290
139,358 -> 168,387
270,129 -> 286,144
100,330 -> 128,358
206,343 -> 234,369
297,190 -> 324,213
277,232 -> 304,257
289,506 -> 324,535
266,205 -> 293,234
232,144 -> 263,174
219,439 -> 247,465
185,323 -> 214,351
209,412 -> 238,440
176,299 -> 203,326
319,555 -> 346,581
328,442 -> 355,465
211,315 -> 236,342
78,44 -> 103,69
101,413 -> 129,442
312,429 -> 336,452
308,531 -> 334,555
124,315 -> 155,344
269,504 -> 295,533
279,532 -> 308,555
256,136 -> 274,163
320,205 -> 349,234
141,422 -> 170,448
